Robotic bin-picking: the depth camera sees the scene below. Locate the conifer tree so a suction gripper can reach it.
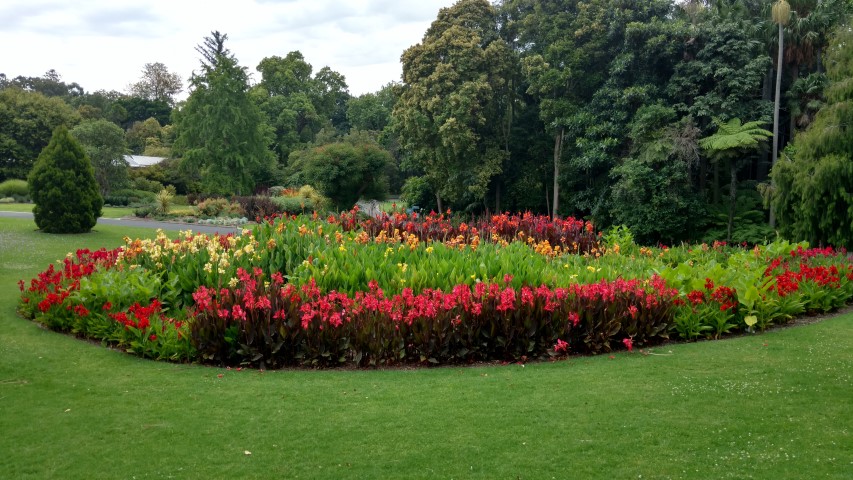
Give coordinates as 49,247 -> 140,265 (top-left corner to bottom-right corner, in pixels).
28,126 -> 103,233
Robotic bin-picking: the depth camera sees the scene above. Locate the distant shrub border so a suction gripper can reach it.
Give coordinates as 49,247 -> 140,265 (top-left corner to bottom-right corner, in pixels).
17,211 -> 853,368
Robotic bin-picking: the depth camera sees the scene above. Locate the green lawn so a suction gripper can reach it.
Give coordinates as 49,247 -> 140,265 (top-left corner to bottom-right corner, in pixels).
1,217 -> 851,479
0,203 -> 135,218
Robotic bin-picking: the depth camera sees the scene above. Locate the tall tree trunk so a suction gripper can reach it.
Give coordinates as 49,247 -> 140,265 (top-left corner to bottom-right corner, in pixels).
728,160 -> 737,243
758,67 -> 774,181
436,193 -> 443,214
552,128 -> 563,219
788,64 -> 800,138
713,161 -> 720,204
770,22 -> 784,228
495,181 -> 501,213
816,47 -> 823,74
545,185 -> 551,218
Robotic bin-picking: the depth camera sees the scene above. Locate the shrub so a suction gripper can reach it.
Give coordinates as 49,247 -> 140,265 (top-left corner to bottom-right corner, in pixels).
401,176 -> 436,212
109,188 -> 157,205
297,185 -> 330,210
28,126 -> 103,233
103,195 -> 130,207
168,207 -> 196,217
196,198 -> 242,217
133,204 -> 157,218
0,179 -> 28,197
132,177 -> 165,193
155,187 -> 175,215
232,196 -> 281,220
0,197 -> 14,203
270,195 -> 313,215
268,186 -> 286,197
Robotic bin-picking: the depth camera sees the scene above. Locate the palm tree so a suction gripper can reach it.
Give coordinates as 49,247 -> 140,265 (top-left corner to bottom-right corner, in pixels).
700,118 -> 773,242
770,0 -> 791,228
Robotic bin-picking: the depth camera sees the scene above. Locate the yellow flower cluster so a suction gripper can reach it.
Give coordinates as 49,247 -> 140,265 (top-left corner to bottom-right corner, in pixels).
532,240 -> 564,258
490,233 -> 509,248
117,229 -> 258,276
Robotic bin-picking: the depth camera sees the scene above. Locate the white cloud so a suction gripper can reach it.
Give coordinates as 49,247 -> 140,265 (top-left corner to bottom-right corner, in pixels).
0,0 -> 456,96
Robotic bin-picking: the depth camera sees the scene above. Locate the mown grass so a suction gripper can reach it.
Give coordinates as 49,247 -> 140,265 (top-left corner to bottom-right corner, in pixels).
0,203 -> 135,218
1,217 -> 851,479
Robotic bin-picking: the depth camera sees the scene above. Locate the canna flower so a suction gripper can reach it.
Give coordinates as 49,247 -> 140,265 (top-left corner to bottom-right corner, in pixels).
568,312 -> 580,326
554,339 -> 569,354
622,338 -> 633,352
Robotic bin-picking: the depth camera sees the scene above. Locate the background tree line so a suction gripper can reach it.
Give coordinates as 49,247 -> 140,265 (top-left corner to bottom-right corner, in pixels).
1,0 -> 851,246
393,0 -> 851,247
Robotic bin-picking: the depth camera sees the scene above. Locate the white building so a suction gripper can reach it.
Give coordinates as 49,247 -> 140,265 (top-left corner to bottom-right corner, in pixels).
124,155 -> 166,168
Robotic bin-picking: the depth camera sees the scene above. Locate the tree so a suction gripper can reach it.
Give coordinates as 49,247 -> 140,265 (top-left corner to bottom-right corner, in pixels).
126,118 -> 163,154
2,70 -> 84,98
313,66 -> 351,132
114,96 -> 171,129
508,0 -> 676,218
28,126 -> 103,233
287,140 -> 393,211
667,7 -> 772,207
770,0 -> 791,227
0,88 -> 80,181
173,31 -> 275,195
770,17 -> 853,247
128,62 -> 184,105
699,118 -> 772,242
347,84 -> 395,132
71,119 -> 129,196
610,113 -> 702,244
253,52 -> 350,166
394,0 -> 514,212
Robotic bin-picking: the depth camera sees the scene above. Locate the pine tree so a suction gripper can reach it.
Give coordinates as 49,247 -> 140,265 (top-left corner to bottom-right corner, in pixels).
174,31 -> 274,195
28,126 -> 103,233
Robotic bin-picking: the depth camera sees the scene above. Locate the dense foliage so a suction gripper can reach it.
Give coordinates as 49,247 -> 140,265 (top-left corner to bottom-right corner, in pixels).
173,32 -> 275,195
2,1 -> 851,245
70,119 -> 129,196
0,88 -> 80,181
287,141 -> 392,210
27,126 -> 103,233
770,16 -> 853,248
18,211 -> 853,367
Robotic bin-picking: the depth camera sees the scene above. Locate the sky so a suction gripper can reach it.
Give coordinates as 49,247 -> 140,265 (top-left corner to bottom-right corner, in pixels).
0,0 -> 458,98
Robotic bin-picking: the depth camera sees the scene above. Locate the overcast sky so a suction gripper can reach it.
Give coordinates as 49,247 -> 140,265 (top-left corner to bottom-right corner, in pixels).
0,0 -> 458,98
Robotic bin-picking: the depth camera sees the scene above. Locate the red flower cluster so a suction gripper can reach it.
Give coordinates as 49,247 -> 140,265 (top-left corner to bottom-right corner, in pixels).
23,248 -> 122,314
789,245 -> 845,259
686,278 -> 737,311
325,208 -> 601,254
764,249 -> 850,297
190,268 -> 679,366
109,299 -> 162,330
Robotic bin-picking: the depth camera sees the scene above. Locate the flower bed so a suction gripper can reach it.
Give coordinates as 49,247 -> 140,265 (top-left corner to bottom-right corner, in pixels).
17,211 -> 853,368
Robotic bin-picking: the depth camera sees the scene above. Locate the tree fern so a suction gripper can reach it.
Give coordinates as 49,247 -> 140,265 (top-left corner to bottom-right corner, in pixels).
700,118 -> 772,242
